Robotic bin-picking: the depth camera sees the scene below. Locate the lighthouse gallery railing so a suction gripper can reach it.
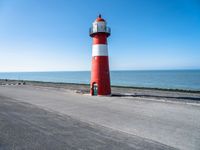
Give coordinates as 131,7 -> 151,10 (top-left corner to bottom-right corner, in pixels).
89,27 -> 111,36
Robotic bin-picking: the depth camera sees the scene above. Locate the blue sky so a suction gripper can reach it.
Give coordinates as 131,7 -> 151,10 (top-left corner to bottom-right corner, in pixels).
0,0 -> 200,72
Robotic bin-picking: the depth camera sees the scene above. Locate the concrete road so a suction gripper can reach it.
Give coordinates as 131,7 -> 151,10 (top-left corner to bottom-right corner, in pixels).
0,85 -> 199,149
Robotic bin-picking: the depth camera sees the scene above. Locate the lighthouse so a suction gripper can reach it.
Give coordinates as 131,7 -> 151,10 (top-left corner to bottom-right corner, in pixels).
89,15 -> 111,96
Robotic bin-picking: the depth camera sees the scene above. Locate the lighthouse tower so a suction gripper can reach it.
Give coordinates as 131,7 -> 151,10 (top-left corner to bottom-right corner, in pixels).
89,15 -> 111,96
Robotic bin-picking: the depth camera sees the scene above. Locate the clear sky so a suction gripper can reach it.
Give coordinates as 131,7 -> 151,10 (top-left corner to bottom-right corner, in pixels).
0,0 -> 200,72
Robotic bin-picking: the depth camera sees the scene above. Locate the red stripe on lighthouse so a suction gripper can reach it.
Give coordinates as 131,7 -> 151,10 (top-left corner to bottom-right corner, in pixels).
93,33 -> 107,44
91,56 -> 111,95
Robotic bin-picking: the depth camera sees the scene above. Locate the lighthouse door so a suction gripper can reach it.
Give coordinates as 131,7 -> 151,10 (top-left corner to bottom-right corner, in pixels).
93,83 -> 98,96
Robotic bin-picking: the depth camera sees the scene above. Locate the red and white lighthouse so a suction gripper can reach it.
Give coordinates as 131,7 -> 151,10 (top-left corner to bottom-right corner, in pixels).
89,15 -> 111,96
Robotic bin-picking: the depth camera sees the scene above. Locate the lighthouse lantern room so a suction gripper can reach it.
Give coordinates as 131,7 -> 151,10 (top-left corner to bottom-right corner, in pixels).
89,15 -> 111,96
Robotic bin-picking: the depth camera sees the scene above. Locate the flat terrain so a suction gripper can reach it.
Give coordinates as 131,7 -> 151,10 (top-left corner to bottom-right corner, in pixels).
0,95 -> 173,150
0,85 -> 200,149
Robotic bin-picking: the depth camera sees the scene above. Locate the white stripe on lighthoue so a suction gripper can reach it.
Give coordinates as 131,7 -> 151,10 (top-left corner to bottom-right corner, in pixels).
92,44 -> 108,56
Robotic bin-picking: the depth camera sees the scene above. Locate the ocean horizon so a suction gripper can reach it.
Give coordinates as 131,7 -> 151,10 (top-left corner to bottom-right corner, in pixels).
0,70 -> 200,91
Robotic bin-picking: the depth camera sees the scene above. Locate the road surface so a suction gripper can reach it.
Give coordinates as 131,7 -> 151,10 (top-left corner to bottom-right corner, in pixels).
0,85 -> 199,149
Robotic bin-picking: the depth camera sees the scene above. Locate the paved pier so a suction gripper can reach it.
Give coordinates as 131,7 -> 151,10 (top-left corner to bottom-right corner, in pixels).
0,85 -> 199,149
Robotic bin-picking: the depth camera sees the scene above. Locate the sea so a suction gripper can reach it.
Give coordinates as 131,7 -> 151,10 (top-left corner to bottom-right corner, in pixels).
0,70 -> 200,91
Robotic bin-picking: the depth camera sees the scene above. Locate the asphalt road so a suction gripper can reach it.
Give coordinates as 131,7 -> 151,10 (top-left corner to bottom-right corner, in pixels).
0,95 -> 173,150
0,85 -> 200,149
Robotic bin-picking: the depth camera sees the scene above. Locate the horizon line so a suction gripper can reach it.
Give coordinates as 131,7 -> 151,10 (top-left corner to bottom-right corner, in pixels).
0,68 -> 200,73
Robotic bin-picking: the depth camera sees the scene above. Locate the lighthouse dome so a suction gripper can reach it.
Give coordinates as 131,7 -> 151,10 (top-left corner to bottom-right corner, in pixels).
95,14 -> 105,22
